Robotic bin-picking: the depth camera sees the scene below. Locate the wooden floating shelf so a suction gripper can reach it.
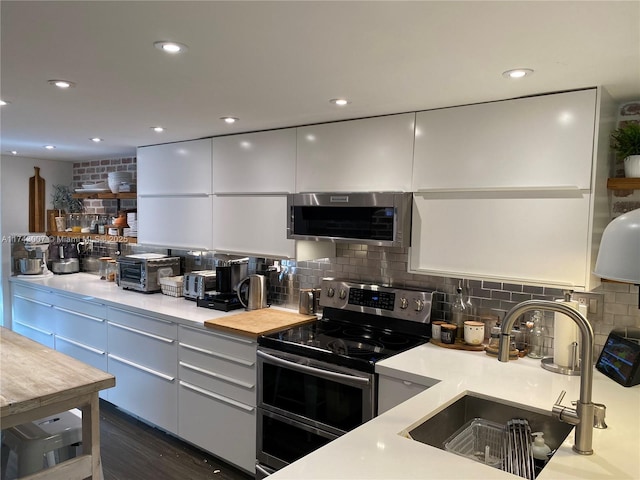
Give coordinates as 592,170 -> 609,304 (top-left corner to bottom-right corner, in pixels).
72,192 -> 137,200
607,178 -> 640,190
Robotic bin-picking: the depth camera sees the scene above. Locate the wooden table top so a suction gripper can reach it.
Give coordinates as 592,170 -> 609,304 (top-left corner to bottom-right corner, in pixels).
0,327 -> 115,420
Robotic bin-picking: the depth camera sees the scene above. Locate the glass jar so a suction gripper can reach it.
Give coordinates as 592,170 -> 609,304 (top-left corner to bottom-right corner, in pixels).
67,213 -> 82,233
107,260 -> 117,282
97,215 -> 109,234
99,257 -> 112,280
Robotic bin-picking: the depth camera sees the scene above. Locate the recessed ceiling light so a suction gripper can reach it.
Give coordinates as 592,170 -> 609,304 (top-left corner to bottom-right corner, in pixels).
90,137 -> 103,143
44,145 -> 56,150
502,68 -> 534,79
10,150 -> 18,155
0,100 -> 9,106
329,98 -> 350,106
221,117 -> 238,124
48,79 -> 76,89
154,41 -> 188,54
151,126 -> 165,132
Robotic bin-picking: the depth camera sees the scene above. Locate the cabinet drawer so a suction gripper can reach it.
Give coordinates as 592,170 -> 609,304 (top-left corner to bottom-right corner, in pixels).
108,321 -> 177,375
179,352 -> 255,406
108,306 -> 177,339
12,295 -> 54,332
179,325 -> 256,363
56,335 -> 108,372
108,355 -> 178,434
53,293 -> 106,319
13,321 -> 55,348
12,284 -> 54,304
178,381 -> 255,473
54,307 -> 107,350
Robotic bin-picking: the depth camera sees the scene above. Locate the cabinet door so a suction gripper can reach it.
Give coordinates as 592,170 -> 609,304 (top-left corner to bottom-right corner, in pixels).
377,375 -> 428,415
137,195 -> 213,250
296,113 -> 415,192
212,195 -> 335,260
212,195 -> 294,257
213,129 -> 296,193
137,138 -> 213,195
413,89 -> 597,191
410,192 -> 592,288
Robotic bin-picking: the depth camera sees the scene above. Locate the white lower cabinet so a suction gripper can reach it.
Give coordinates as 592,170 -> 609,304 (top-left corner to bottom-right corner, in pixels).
177,325 -> 257,473
53,295 -> 108,392
11,284 -> 55,348
107,307 -> 178,434
377,374 -> 438,415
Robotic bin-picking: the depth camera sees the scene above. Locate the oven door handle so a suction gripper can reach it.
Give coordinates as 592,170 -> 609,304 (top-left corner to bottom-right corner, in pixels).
257,350 -> 371,386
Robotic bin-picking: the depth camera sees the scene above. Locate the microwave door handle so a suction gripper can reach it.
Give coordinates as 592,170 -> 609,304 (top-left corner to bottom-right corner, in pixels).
257,350 -> 370,387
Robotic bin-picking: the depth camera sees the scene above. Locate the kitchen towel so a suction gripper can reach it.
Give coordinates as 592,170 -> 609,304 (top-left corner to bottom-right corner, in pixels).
553,299 -> 588,368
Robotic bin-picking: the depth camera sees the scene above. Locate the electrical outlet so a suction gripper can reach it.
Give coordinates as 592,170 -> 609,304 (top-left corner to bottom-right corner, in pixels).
572,292 -> 600,316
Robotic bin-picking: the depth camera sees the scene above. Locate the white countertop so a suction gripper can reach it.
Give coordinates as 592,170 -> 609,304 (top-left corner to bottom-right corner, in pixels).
10,272 -> 257,327
271,343 -> 640,480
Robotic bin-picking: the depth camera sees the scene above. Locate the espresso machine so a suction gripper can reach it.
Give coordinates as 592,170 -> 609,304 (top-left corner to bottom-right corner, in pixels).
196,258 -> 248,311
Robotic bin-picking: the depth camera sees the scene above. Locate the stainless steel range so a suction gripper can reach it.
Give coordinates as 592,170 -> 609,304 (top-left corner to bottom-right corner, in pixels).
255,279 -> 435,478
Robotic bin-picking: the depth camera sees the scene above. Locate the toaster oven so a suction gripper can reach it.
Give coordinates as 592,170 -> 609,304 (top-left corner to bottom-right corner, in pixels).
117,254 -> 180,293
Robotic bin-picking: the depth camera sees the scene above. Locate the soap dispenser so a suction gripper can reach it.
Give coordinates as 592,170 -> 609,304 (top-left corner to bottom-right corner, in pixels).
531,432 -> 551,468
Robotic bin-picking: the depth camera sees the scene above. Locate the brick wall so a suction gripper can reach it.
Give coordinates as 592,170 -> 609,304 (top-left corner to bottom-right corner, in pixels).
73,157 -> 137,215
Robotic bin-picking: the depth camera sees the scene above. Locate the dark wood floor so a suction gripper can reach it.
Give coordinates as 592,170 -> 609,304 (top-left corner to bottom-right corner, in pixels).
2,400 -> 252,480
99,400 -> 253,480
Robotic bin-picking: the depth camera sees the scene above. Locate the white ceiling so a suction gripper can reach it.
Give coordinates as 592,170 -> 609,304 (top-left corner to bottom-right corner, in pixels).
1,1 -> 639,162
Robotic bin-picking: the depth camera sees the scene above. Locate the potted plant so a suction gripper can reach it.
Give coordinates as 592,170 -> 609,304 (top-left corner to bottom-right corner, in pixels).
611,122 -> 640,178
51,184 -> 84,231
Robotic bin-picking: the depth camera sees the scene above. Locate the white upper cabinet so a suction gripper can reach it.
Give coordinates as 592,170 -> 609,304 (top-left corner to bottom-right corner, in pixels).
212,195 -> 334,260
409,88 -> 616,290
212,129 -> 296,194
296,113 -> 415,193
137,195 -> 213,250
412,89 -> 597,191
137,138 -> 213,195
410,192 -> 593,288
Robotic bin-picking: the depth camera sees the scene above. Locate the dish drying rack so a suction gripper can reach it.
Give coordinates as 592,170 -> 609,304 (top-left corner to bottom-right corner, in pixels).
444,417 -> 539,480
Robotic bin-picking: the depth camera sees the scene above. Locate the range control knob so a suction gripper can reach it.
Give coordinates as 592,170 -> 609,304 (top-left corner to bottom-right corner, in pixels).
414,299 -> 425,312
327,287 -> 335,298
339,289 -> 347,300
399,297 -> 409,309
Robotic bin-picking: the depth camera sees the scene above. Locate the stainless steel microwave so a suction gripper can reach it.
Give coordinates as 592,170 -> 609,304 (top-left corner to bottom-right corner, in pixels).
286,192 -> 412,247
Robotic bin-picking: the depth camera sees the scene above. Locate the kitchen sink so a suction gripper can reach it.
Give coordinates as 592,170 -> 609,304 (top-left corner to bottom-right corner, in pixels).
404,393 -> 573,475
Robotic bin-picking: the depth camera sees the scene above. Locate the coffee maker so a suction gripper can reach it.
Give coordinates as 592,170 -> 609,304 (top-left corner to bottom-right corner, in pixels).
196,258 -> 248,311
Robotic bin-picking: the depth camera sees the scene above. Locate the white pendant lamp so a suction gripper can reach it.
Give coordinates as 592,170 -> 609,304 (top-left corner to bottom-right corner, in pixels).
594,208 -> 640,307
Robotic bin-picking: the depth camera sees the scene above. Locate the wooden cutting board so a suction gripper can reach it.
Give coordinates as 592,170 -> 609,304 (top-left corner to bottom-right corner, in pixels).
29,166 -> 45,232
204,309 -> 317,338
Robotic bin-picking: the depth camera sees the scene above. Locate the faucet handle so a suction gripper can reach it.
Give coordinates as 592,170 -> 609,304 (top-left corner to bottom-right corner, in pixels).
555,390 -> 567,405
593,403 -> 607,429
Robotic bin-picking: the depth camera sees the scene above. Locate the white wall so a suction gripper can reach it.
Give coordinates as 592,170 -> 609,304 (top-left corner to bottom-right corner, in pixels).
0,155 -> 73,326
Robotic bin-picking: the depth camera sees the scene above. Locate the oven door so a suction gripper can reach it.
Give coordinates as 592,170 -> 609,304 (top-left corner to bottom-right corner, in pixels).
257,348 -> 375,436
256,408 -> 339,472
117,259 -> 143,289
